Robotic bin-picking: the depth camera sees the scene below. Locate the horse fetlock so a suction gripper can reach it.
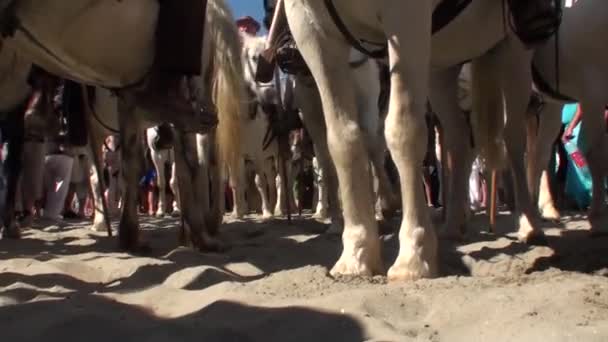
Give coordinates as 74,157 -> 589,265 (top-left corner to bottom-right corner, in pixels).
91,220 -> 109,233
588,211 -> 608,237
539,202 -> 561,221
1,222 -> 21,239
330,226 -> 383,277
389,226 -> 438,281
516,214 -> 547,245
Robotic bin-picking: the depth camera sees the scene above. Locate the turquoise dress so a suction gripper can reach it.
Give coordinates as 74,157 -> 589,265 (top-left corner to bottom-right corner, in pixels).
561,103 -> 593,209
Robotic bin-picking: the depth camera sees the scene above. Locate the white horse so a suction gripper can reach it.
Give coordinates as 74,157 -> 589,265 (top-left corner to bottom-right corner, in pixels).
238,33 -> 301,219
285,0 -> 558,280
526,1 -> 608,234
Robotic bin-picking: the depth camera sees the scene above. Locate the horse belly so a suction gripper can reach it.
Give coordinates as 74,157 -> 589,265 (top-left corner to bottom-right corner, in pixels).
430,0 -> 505,68
13,0 -> 158,87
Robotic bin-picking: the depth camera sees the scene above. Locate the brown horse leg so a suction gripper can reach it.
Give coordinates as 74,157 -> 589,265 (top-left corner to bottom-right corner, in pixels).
116,97 -> 145,252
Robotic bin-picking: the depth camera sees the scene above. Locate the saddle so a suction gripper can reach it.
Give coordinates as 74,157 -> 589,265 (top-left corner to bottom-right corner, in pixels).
508,0 -> 562,47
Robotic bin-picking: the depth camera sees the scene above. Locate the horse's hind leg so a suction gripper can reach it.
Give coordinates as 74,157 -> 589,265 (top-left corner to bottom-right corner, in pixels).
172,130 -> 224,251
169,159 -> 181,216
430,66 -> 473,240
497,42 -> 544,244
294,77 -> 342,232
527,102 -> 562,220
147,130 -> 168,217
117,98 -> 144,251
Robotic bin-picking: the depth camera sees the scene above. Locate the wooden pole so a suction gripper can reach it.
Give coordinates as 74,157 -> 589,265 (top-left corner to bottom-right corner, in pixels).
489,169 -> 497,233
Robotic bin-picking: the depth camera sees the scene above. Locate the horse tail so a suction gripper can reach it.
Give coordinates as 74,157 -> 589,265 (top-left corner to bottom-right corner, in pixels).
206,0 -> 245,177
470,54 -> 507,170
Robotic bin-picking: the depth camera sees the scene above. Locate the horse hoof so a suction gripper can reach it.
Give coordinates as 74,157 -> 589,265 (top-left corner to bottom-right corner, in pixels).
171,210 -> 181,218
1,227 -> 21,239
91,222 -> 109,232
201,236 -> 228,253
519,230 -> 548,246
438,229 -> 464,242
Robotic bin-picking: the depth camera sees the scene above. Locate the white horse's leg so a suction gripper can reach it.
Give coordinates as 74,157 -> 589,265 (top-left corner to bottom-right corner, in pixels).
312,156 -> 329,219
353,59 -> 396,220
230,158 -> 247,219
147,130 -> 169,216
274,160 -> 298,216
294,77 -> 342,232
527,102 -> 562,220
274,171 -> 284,216
287,3 -> 382,276
254,161 -> 273,219
578,98 -> 608,235
382,1 -> 437,280
169,157 -> 181,216
88,129 -> 110,233
265,157 -> 278,214
430,66 -> 474,239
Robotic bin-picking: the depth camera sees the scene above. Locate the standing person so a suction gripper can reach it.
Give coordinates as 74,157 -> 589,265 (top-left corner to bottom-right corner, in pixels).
41,133 -> 74,222
236,16 -> 261,37
16,67 -> 60,227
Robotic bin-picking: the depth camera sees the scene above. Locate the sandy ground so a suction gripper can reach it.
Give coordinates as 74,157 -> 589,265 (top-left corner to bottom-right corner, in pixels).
1,211 -> 607,342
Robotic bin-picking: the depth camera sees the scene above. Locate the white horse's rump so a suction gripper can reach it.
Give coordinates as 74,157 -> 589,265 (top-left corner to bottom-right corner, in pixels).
4,0 -> 158,87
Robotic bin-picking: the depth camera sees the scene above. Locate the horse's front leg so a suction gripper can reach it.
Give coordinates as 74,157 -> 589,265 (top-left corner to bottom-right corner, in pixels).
382,1 -> 438,280
578,98 -> 608,236
287,4 -> 382,276
117,98 -> 144,251
294,77 -> 342,232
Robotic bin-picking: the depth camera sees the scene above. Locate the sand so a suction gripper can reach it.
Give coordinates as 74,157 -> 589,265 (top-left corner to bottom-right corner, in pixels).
1,211 -> 607,342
